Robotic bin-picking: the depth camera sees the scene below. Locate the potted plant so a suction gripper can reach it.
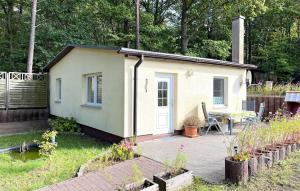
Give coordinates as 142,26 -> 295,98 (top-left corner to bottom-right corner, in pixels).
153,148 -> 193,191
225,130 -> 250,184
225,151 -> 249,184
183,116 -> 200,138
120,164 -> 159,191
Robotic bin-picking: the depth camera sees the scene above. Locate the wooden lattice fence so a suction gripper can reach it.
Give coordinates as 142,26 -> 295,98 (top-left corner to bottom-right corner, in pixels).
0,72 -> 6,109
247,95 -> 285,117
8,72 -> 48,108
0,72 -> 48,123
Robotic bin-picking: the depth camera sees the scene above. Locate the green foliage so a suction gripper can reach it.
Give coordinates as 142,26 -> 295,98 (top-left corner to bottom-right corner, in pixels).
187,40 -> 231,60
248,84 -> 300,96
164,147 -> 187,176
228,114 -> 300,162
111,141 -> 134,161
233,152 -> 250,162
0,0 -> 299,82
131,163 -> 144,184
49,117 -> 79,132
38,130 -> 58,157
0,132 -> 107,191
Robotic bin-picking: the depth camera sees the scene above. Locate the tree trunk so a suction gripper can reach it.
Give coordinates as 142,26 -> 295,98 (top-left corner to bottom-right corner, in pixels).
135,0 -> 140,49
181,0 -> 188,55
247,21 -> 252,65
123,19 -> 130,48
27,0 -> 37,73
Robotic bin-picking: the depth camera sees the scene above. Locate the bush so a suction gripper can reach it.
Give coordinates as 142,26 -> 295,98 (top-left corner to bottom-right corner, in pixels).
111,141 -> 135,161
38,130 -> 58,157
49,117 -> 79,132
248,83 -> 300,96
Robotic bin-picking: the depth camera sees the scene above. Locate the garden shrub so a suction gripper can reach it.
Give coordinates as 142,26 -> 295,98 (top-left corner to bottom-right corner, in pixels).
164,145 -> 187,176
111,141 -> 134,161
38,130 -> 58,157
49,117 -> 79,132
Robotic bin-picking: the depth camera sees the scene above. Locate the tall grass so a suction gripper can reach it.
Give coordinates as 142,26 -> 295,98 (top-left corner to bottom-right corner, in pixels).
248,84 -> 300,96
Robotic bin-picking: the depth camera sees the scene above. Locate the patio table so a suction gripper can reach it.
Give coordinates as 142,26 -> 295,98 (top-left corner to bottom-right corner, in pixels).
209,111 -> 256,135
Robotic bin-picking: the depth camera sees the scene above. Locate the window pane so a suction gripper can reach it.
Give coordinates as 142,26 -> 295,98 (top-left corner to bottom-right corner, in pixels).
56,79 -> 61,100
96,75 -> 102,104
213,78 -> 224,104
163,82 -> 168,89
158,82 -> 162,89
158,90 -> 162,98
163,98 -> 168,106
158,98 -> 162,106
87,76 -> 94,103
163,90 -> 167,99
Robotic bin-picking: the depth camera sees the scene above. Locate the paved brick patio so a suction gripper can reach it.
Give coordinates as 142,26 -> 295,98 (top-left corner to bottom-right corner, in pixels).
38,156 -> 164,191
138,134 -> 232,183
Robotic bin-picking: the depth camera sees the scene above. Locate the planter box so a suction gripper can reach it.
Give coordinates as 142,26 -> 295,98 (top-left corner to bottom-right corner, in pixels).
153,169 -> 193,191
225,157 -> 248,184
285,144 -> 292,156
267,147 -> 279,164
255,153 -> 265,171
248,156 -> 257,177
276,145 -> 286,160
123,179 -> 159,191
291,142 -> 297,152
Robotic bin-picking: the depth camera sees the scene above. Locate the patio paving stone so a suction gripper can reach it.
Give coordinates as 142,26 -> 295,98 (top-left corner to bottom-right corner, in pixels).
138,134 -> 233,183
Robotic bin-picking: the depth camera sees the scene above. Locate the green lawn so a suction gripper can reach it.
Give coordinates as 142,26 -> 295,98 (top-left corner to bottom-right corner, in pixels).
0,132 -> 108,191
184,150 -> 300,191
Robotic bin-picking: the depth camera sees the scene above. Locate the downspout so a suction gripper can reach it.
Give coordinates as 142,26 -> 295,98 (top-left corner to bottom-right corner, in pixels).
133,55 -> 144,137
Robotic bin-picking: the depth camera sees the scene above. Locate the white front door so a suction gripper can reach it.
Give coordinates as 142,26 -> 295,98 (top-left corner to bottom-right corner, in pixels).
155,74 -> 173,134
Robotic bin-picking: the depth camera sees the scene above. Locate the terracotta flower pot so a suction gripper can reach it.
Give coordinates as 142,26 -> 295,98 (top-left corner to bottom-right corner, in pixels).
184,126 -> 198,138
225,157 -> 248,185
248,156 -> 258,177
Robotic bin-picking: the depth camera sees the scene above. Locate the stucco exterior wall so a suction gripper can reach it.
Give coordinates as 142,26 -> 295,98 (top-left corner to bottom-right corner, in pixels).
124,57 -> 247,137
49,48 -> 125,137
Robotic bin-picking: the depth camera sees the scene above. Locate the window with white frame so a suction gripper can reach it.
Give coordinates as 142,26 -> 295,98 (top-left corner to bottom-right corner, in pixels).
213,77 -> 225,105
86,73 -> 102,105
55,78 -> 61,101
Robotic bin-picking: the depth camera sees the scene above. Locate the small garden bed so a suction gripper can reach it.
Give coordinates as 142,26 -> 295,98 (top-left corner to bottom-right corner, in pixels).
225,114 -> 300,184
79,140 -> 140,175
183,150 -> 300,191
0,132 -> 107,191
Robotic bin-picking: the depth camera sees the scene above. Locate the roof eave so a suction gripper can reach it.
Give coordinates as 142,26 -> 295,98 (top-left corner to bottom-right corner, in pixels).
43,45 -> 121,71
118,48 -> 257,70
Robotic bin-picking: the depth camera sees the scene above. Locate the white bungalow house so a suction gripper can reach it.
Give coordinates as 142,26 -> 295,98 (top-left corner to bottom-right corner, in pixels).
43,16 -> 256,142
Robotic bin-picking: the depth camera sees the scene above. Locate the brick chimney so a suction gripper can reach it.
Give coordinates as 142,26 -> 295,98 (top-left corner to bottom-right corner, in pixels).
232,16 -> 245,64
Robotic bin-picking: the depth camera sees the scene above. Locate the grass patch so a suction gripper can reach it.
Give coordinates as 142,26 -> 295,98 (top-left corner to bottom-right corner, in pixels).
0,132 -> 108,191
185,150 -> 300,191
0,133 -> 43,148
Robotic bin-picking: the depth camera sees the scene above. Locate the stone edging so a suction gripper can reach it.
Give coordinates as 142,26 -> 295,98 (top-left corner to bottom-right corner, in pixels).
76,150 -> 112,177
0,143 -> 38,154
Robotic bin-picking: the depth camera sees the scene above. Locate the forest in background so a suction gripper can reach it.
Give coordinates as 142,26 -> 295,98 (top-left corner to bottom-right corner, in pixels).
0,0 -> 299,82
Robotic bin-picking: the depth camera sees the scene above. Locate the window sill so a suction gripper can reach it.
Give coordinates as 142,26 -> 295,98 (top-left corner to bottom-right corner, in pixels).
213,104 -> 228,109
81,103 -> 102,109
54,100 -> 61,104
